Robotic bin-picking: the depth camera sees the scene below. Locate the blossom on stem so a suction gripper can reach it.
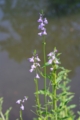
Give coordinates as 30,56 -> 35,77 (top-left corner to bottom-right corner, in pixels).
44,18 -> 48,24
20,104 -> 24,110
38,13 -> 48,36
36,73 -> 40,79
47,49 -> 59,65
29,54 -> 41,78
16,96 -> 28,110
37,17 -> 43,23
29,54 -> 41,72
16,99 -> 21,104
28,57 -> 34,62
50,68 -> 54,71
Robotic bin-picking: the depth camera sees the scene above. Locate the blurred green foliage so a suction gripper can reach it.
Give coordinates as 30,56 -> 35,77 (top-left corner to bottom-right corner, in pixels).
48,0 -> 80,16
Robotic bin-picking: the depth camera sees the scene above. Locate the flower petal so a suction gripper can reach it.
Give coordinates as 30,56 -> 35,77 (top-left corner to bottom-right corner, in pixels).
16,99 -> 21,104
36,73 -> 40,79
28,57 -> 34,62
20,104 -> 24,110
44,18 -> 48,24
29,68 -> 34,72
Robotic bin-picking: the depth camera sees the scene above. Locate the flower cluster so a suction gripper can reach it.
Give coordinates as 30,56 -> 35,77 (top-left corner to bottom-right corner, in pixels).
29,54 -> 41,79
37,13 -> 48,36
16,96 -> 28,110
47,49 -> 59,71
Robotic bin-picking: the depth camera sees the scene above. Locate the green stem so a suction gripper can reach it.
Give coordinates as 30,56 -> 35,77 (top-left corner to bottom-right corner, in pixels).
0,111 -> 5,120
20,110 -> 23,120
42,38 -> 47,114
34,78 -> 40,115
52,65 -> 57,120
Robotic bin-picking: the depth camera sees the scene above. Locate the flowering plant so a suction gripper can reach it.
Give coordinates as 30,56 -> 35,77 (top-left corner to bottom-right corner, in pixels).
28,12 -> 80,120
14,11 -> 80,120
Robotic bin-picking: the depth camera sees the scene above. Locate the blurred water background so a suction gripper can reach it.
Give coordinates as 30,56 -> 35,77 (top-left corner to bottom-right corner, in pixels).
0,0 -> 80,120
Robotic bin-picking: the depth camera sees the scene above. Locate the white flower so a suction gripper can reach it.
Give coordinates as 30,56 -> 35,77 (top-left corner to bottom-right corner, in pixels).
22,96 -> 28,102
20,104 -> 24,110
36,63 -> 40,67
29,68 -> 34,72
52,55 -> 55,60
36,56 -> 41,61
50,68 -> 54,71
38,32 -> 43,36
24,96 -> 28,101
55,59 -> 59,64
47,52 -> 53,57
31,64 -> 36,69
36,73 -> 40,79
16,99 -> 21,104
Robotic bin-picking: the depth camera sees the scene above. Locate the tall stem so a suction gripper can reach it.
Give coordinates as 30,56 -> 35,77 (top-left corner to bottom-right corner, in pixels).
42,38 -> 47,113
34,78 -> 40,115
52,65 -> 57,120
20,110 -> 23,120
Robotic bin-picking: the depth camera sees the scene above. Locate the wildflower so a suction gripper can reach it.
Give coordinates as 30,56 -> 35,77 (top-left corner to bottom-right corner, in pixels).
36,56 -> 41,61
43,29 -> 47,35
29,54 -> 41,72
47,52 -> 53,57
50,68 -> 54,71
38,13 -> 48,36
38,32 -> 43,36
44,18 -> 48,24
37,17 -> 43,23
31,64 -> 36,69
16,96 -> 28,110
29,68 -> 34,72
16,99 -> 21,104
47,49 -> 59,65
55,59 -> 59,64
20,104 -> 24,110
28,57 -> 34,62
48,59 -> 53,65
36,73 -> 40,79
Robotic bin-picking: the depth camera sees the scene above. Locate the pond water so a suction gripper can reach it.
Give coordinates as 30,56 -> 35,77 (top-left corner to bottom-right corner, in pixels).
0,0 -> 80,120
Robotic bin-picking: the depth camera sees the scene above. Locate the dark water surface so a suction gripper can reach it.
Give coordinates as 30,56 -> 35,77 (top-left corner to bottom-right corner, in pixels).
0,0 -> 80,120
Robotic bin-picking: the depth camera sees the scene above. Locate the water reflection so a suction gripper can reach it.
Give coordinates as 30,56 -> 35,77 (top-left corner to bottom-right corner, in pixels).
0,0 -> 80,120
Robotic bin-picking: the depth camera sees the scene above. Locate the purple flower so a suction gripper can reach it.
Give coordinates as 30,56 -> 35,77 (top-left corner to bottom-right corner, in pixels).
38,13 -> 48,37
40,22 -> 45,27
29,57 -> 34,62
29,54 -> 41,73
16,96 -> 28,110
44,18 -> 48,24
37,17 -> 43,23
35,56 -> 41,61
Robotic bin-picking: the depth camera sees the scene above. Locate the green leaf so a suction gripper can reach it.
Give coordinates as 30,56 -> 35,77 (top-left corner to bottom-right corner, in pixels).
4,107 -> 12,120
42,62 -> 50,68
68,104 -> 76,109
